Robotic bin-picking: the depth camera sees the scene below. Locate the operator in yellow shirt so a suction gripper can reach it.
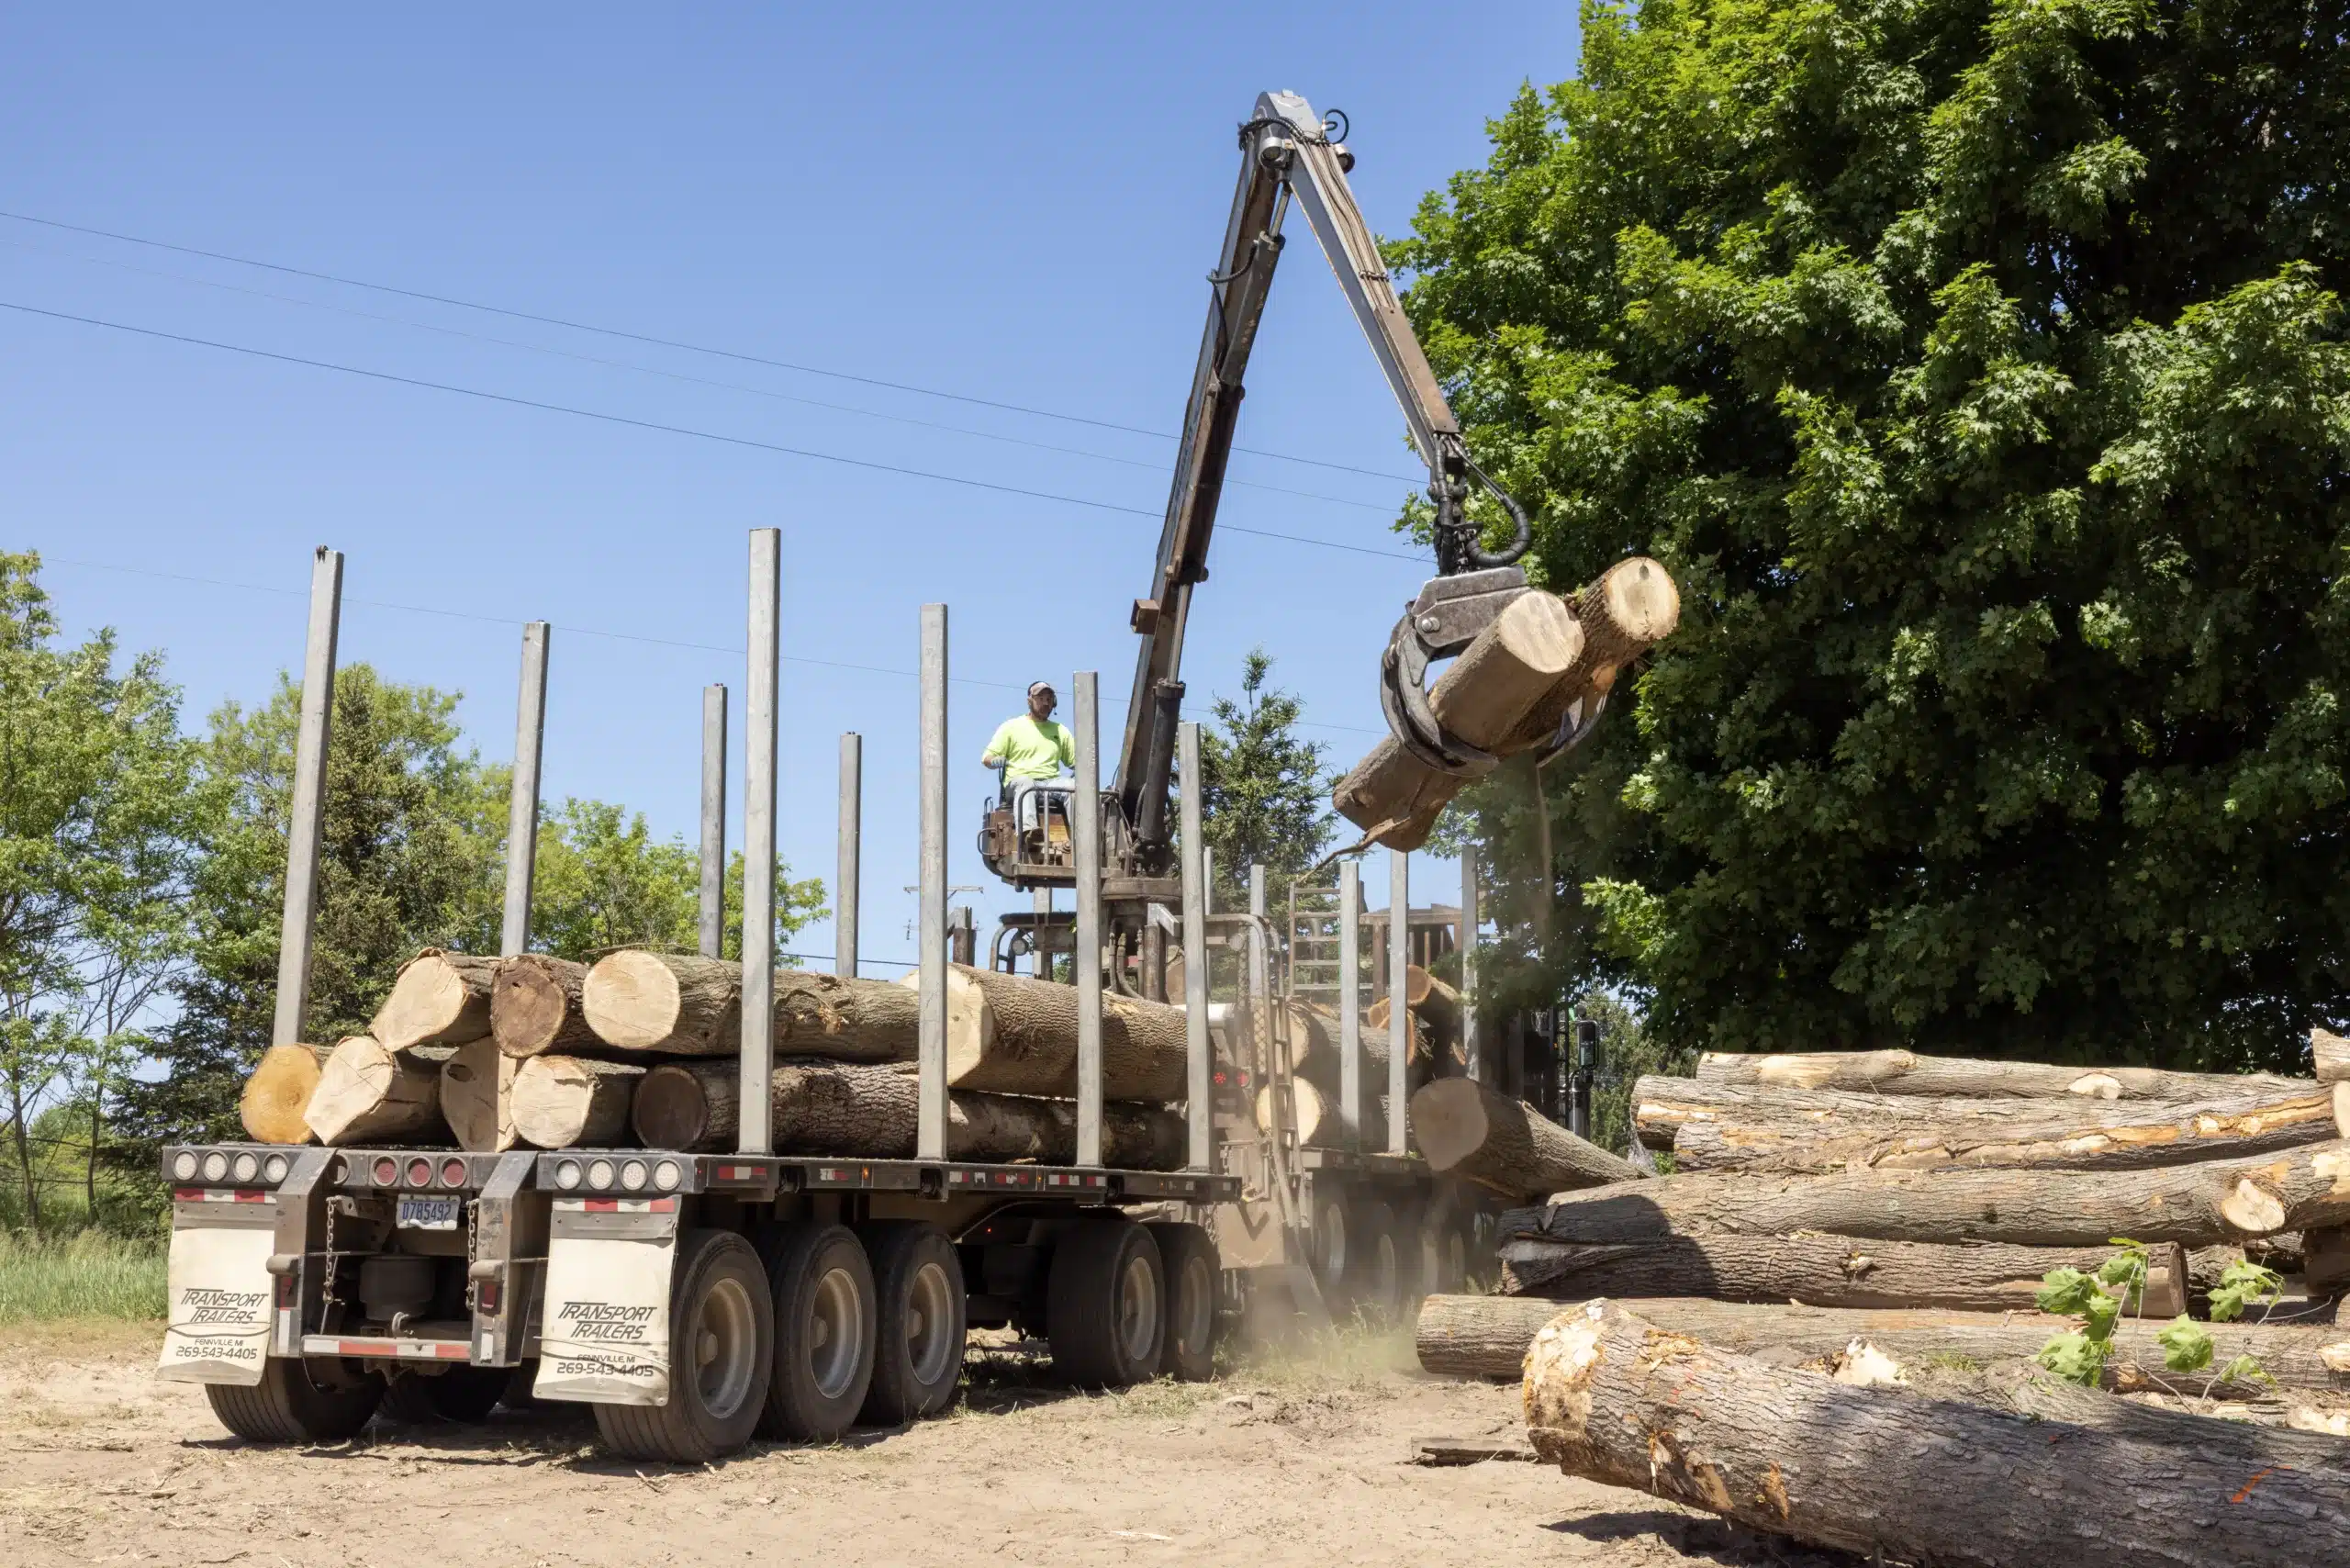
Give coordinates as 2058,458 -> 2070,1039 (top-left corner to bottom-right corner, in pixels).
982,682 -> 1077,836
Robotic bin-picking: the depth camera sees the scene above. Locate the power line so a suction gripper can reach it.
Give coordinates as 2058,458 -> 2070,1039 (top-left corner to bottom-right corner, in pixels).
34,552 -> 1393,738
0,207 -> 1428,485
0,297 -> 1427,566
0,234 -> 1403,517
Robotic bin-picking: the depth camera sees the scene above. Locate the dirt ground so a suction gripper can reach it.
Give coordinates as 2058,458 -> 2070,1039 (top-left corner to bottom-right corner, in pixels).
0,1321 -> 1853,1568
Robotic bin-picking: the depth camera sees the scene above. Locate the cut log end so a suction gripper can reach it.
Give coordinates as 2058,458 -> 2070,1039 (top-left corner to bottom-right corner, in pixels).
370,949 -> 500,1052
581,950 -> 688,1051
492,954 -> 591,1059
239,1044 -> 329,1145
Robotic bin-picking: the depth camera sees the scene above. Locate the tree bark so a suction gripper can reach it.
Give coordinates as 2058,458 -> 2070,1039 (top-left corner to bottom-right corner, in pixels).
630,1058 -> 1186,1166
1331,590 -> 1585,851
1496,557 -> 1683,755
585,952 -> 925,1062
1517,1299 -> 2350,1567
1695,1047 -> 2313,1102
512,1055 -> 643,1148
238,1043 -> 331,1145
439,1036 -> 520,1153
1496,1232 -> 2188,1316
894,964 -> 1189,1101
1410,1078 -> 1641,1198
1417,1293 -> 2350,1393
1634,1073 -> 2338,1172
305,1036 -> 455,1146
1504,1140 -> 2350,1249
490,955 -> 597,1059
2315,1027 -> 2350,1083
370,950 -> 502,1052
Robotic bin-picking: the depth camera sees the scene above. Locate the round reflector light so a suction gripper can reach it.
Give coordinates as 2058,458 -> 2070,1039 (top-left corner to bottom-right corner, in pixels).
620,1159 -> 648,1193
652,1160 -> 682,1192
263,1154 -> 290,1183
587,1159 -> 616,1190
554,1159 -> 583,1191
172,1152 -> 198,1182
201,1152 -> 229,1182
231,1152 -> 259,1182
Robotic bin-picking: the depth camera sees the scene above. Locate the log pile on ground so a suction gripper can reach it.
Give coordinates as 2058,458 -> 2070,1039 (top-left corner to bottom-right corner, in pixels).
238,947 -> 1201,1167
1413,1039 -> 2350,1559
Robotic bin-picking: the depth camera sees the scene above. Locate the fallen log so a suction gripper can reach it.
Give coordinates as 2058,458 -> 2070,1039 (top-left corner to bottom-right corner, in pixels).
1330,588 -> 1585,852
305,1036 -> 455,1146
895,964 -> 1188,1101
1410,1079 -> 1641,1198
1252,1079 -> 1390,1148
1504,1139 -> 2350,1248
439,1036 -> 520,1152
1495,557 -> 1682,756
1693,1047 -> 2312,1102
490,955 -> 597,1059
512,1055 -> 643,1148
238,1043 -> 330,1145
630,1058 -> 1185,1167
1524,1299 -> 2350,1566
2316,1027 -> 2350,1083
586,952 -> 924,1062
1418,1293 -> 2350,1392
1496,1232 -> 2188,1316
1634,1073 -> 2338,1171
370,949 -> 502,1052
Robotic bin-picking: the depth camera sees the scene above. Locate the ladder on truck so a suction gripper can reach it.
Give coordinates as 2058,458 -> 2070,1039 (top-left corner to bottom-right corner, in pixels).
1283,873 -> 1353,1010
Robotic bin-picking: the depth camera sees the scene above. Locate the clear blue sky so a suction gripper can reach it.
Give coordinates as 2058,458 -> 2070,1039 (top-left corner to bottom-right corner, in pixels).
4,4 -> 1577,970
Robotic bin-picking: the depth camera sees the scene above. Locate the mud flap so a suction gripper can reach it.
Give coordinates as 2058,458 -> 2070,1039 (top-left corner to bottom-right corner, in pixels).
532,1197 -> 679,1407
157,1212 -> 277,1385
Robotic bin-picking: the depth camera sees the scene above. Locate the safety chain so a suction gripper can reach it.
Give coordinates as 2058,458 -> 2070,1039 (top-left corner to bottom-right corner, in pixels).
462,1197 -> 482,1313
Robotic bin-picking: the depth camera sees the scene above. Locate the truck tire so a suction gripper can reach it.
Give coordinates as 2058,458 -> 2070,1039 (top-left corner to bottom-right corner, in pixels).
859,1222 -> 967,1425
1347,1201 -> 1414,1321
595,1229 -> 772,1463
1046,1218 -> 1163,1388
205,1357 -> 384,1444
379,1364 -> 509,1424
1419,1210 -> 1469,1295
758,1223 -> 877,1441
1145,1222 -> 1217,1382
1308,1194 -> 1348,1295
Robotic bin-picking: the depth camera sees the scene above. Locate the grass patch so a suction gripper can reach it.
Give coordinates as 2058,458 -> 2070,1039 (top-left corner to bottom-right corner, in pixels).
0,1230 -> 166,1322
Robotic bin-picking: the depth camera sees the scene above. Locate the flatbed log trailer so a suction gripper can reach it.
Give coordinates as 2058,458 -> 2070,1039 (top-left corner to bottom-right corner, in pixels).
154,91 -> 1575,1462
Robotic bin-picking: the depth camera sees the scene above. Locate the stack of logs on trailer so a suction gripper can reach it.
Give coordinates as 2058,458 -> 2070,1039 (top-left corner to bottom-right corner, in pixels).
1412,1039 -> 2350,1566
236,946 -> 1199,1165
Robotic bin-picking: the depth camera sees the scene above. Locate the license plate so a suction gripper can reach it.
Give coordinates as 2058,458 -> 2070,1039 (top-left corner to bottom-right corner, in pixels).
397,1196 -> 462,1231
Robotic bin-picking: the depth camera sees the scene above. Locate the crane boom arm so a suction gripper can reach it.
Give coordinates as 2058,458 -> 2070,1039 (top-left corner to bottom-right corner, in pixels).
1113,90 -> 1482,848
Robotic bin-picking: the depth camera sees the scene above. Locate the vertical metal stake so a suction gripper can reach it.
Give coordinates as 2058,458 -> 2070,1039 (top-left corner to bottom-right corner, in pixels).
1338,858 -> 1361,1151
835,733 -> 862,979
1460,843 -> 1481,1082
1179,722 -> 1212,1172
500,622 -> 550,958
1072,672 -> 1103,1168
1248,862 -> 1270,1082
917,604 -> 950,1162
699,686 -> 727,959
1387,847 -> 1409,1155
271,546 -> 342,1047
740,531 -> 780,1156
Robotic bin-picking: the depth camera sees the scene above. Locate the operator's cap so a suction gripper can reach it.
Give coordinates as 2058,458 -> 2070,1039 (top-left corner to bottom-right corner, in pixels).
1028,680 -> 1057,699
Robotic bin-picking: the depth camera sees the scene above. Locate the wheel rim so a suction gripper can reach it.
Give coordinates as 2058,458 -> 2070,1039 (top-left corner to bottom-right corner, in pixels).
1315,1204 -> 1346,1282
904,1259 -> 958,1386
807,1264 -> 867,1402
1115,1251 -> 1159,1366
1174,1254 -> 1213,1356
694,1274 -> 760,1417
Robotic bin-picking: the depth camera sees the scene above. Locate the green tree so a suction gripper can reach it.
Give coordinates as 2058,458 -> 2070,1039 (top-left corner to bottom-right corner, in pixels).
1394,0 -> 2350,1069
1195,650 -> 1333,911
0,554 -> 202,1228
530,797 -> 824,963
122,666 -> 506,1151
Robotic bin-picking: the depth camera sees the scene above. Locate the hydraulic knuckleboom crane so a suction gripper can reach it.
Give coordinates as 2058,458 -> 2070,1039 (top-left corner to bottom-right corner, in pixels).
981,91 -> 1535,974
